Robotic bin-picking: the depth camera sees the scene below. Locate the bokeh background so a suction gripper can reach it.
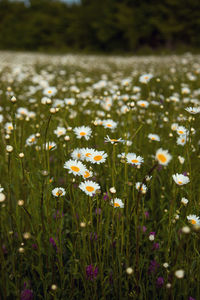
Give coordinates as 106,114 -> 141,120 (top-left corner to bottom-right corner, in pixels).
0,0 -> 200,53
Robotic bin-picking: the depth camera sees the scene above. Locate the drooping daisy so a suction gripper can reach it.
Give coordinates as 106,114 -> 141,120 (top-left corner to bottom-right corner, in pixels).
172,173 -> 190,185
135,182 -> 147,194
64,160 -> 86,176
64,98 -> 76,106
52,187 -> 66,197
155,148 -> 172,166
80,148 -> 96,161
45,142 -> 57,150
82,169 -> 93,179
73,126 -> 92,140
148,134 -> 160,141
79,180 -> 100,197
178,156 -> 185,164
26,134 -> 37,146
187,215 -> 200,225
89,150 -> 108,164
176,126 -> 188,136
54,126 -> 66,137
139,74 -> 153,84
43,86 -> 57,97
137,100 -> 149,108
102,119 -> 118,130
111,198 -> 124,208
185,107 -> 200,114
126,153 -> 144,166
104,135 -> 124,144
71,148 -> 83,160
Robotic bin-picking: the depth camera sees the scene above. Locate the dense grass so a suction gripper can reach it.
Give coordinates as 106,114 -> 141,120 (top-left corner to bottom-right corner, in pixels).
0,52 -> 200,300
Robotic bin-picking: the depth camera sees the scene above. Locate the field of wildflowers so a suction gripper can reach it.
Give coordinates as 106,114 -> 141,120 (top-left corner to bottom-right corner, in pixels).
0,52 -> 200,299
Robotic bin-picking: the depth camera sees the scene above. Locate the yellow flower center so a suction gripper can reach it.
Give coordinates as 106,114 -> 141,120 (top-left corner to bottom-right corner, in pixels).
49,145 -> 53,150
80,132 -> 86,136
114,202 -> 120,207
178,130 -> 184,134
94,155 -> 103,161
86,153 -> 91,157
71,166 -> 80,172
31,137 -> 35,142
111,139 -> 118,142
84,171 -> 90,178
157,153 -> 167,163
191,219 -> 196,225
48,90 -> 52,94
107,124 -> 112,127
181,139 -> 185,143
140,103 -> 146,107
178,181 -> 182,185
131,159 -> 139,163
86,186 -> 95,192
151,137 -> 155,140
77,153 -> 81,158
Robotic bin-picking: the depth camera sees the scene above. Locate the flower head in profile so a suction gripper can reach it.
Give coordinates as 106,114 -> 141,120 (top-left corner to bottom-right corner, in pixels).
104,135 -> 124,144
111,198 -> 124,208
148,134 -> 160,141
26,134 -> 37,146
155,148 -> 172,166
80,148 -> 96,161
73,126 -> 92,140
71,148 -> 83,160
52,187 -> 66,197
187,214 -> 200,225
176,135 -> 187,146
176,126 -> 188,136
64,160 -> 86,176
82,169 -> 93,179
136,182 -> 147,194
79,180 -> 100,197
45,142 -> 56,151
185,107 -> 200,114
172,173 -> 190,186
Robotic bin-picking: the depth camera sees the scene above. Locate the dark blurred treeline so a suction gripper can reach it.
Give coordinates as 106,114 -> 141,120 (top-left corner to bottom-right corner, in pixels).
0,0 -> 200,53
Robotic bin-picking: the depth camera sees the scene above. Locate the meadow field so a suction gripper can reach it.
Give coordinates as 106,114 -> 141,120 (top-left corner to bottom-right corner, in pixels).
0,52 -> 200,300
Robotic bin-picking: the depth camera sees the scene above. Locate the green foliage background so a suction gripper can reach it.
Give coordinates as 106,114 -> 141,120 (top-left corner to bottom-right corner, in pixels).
0,0 -> 200,53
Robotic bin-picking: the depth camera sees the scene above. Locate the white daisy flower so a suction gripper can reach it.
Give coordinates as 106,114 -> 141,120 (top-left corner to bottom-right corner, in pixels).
178,156 -> 185,164
148,134 -> 160,141
43,87 -> 57,97
185,107 -> 200,114
181,197 -> 188,205
171,123 -> 179,131
172,173 -> 190,185
102,119 -> 118,130
80,148 -> 96,161
176,126 -> 188,136
155,148 -> 172,166
139,74 -> 153,84
89,150 -> 108,164
71,148 -> 83,160
73,126 -> 92,140
135,182 -> 147,194
54,126 -> 66,137
137,100 -> 149,108
26,134 -> 37,146
52,187 -> 66,197
64,160 -> 86,176
187,214 -> 200,225
111,198 -> 124,208
64,98 -> 76,106
5,122 -> 14,133
126,153 -> 144,166
79,180 -> 100,197
176,135 -> 187,146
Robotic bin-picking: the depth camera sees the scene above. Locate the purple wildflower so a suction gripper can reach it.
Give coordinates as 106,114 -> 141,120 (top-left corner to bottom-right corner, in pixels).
95,208 -> 102,215
49,237 -> 57,248
148,260 -> 159,274
156,277 -> 164,287
86,265 -> 98,280
152,243 -> 160,250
